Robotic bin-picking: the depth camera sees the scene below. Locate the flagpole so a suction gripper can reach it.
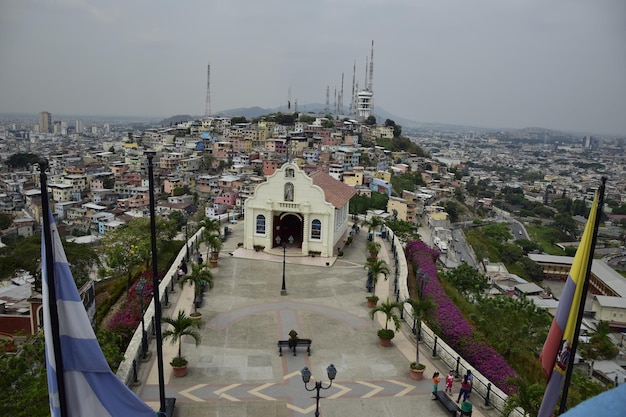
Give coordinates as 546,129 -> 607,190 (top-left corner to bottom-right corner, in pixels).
147,151 -> 167,414
39,159 -> 69,417
558,176 -> 606,414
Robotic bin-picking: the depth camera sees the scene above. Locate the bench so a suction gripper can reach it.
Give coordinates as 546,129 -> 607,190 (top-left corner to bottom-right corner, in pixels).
277,339 -> 312,356
434,390 -> 460,416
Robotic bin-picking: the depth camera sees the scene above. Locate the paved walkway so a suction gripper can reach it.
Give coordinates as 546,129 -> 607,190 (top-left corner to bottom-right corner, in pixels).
133,222 -> 494,417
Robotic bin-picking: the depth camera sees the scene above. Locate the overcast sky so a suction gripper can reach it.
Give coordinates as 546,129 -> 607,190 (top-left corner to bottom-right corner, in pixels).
1,0 -> 625,135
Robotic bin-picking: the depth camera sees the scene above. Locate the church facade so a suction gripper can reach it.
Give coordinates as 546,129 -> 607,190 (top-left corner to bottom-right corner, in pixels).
243,163 -> 356,257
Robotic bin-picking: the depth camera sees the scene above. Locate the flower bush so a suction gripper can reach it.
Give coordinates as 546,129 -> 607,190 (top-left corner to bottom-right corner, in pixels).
406,240 -> 517,393
107,270 -> 157,346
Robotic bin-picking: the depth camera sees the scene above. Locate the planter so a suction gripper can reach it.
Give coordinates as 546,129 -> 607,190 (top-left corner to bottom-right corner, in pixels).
409,368 -> 425,380
209,259 -> 218,267
190,312 -> 202,321
377,329 -> 394,347
171,365 -> 188,377
379,337 -> 392,347
366,297 -> 379,308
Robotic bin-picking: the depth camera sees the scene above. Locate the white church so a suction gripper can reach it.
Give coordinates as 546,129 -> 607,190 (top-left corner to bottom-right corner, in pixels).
243,163 -> 356,257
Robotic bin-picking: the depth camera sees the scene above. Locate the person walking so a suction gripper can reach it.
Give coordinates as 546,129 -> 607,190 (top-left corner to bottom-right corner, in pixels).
466,370 -> 474,398
457,375 -> 471,404
445,370 -> 455,395
431,371 -> 440,399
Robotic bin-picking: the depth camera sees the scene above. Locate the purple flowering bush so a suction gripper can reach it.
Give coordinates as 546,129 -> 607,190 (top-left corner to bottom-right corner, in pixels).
107,271 -> 155,344
406,240 -> 516,393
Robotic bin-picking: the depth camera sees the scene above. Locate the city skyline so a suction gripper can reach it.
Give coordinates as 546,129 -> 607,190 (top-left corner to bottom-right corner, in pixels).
1,0 -> 625,135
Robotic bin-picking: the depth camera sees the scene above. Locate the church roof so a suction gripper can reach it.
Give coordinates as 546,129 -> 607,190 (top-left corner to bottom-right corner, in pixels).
309,171 -> 356,208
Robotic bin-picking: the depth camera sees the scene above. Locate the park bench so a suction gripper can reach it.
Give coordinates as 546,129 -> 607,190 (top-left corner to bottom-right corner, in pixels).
434,390 -> 460,417
277,338 -> 312,356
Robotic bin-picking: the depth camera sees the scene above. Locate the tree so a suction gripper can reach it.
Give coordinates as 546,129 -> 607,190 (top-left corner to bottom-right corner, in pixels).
385,218 -> 420,242
103,225 -> 148,292
230,116 -> 247,124
443,263 -> 489,299
0,335 -> 49,417
162,310 -> 201,361
369,297 -> 404,338
405,295 -> 436,366
0,213 -> 12,230
501,377 -> 545,417
179,263 -> 214,313
553,213 -> 578,238
365,115 -> 377,125
364,258 -> 390,297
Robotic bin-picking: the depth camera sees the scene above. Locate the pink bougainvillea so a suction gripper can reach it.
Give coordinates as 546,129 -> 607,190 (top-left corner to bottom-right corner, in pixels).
406,240 -> 516,393
107,272 -> 155,343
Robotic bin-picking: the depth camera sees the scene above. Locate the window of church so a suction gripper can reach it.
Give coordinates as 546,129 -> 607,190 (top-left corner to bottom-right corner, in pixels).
256,215 -> 266,234
311,219 -> 321,240
285,168 -> 294,178
284,183 -> 294,201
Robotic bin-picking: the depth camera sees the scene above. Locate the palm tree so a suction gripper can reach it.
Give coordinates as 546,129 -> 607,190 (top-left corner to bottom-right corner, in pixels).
206,233 -> 223,265
364,258 -> 390,297
202,218 -> 221,259
405,295 -> 437,367
179,263 -> 214,312
369,297 -> 404,342
162,310 -> 201,364
366,240 -> 381,258
365,215 -> 384,233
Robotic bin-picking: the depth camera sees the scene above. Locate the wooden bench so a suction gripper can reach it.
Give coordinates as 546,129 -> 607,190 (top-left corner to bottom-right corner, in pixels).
277,339 -> 312,356
434,390 -> 460,416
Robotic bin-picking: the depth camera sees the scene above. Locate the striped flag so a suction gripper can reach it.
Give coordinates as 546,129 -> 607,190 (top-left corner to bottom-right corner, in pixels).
42,210 -> 155,417
537,191 -> 600,417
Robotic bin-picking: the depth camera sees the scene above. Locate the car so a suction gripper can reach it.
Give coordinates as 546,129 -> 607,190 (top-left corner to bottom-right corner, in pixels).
518,230 -> 522,235
230,219 -> 237,224
454,238 -> 459,242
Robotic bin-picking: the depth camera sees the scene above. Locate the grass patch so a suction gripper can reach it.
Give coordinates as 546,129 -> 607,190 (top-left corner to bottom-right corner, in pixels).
526,224 -> 570,255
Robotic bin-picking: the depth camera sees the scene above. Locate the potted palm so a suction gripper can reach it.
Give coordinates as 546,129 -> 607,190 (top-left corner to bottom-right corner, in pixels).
366,241 -> 381,259
405,296 -> 436,380
162,310 -> 201,377
369,297 -> 403,347
207,234 -> 223,267
179,263 -> 214,317
364,258 -> 390,306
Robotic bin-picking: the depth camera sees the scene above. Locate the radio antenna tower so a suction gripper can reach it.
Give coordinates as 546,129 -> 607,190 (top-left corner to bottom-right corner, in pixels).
350,61 -> 356,116
325,85 -> 330,114
204,63 -> 211,118
339,72 -> 344,116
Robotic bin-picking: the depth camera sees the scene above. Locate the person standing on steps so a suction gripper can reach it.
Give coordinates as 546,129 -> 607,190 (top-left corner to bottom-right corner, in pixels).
457,374 -> 471,404
431,371 -> 440,399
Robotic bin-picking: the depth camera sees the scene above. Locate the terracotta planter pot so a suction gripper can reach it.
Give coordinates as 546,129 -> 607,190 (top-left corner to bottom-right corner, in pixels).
409,368 -> 425,380
367,299 -> 378,308
210,259 -> 218,267
171,365 -> 188,377
379,337 -> 392,347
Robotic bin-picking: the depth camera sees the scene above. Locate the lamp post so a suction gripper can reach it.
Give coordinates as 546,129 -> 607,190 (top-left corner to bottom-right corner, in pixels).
184,215 -> 189,262
416,270 -> 429,341
275,235 -> 294,295
301,364 -> 337,417
136,277 -> 148,359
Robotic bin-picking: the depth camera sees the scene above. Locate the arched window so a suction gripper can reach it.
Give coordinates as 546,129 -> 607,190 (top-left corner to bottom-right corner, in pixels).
284,183 -> 294,201
256,215 -> 266,234
311,219 -> 321,240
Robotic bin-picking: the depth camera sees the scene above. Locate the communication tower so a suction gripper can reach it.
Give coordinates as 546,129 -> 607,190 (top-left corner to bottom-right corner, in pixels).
204,63 -> 211,118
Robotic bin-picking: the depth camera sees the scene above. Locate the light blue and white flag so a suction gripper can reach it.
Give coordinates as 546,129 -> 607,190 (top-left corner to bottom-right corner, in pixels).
42,210 -> 155,417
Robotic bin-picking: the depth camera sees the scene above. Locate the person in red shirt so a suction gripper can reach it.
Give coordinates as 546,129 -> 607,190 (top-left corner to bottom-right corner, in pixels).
445,370 -> 455,395
457,375 -> 471,403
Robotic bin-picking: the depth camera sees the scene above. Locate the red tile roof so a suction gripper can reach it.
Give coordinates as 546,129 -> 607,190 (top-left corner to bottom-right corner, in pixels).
309,171 -> 356,208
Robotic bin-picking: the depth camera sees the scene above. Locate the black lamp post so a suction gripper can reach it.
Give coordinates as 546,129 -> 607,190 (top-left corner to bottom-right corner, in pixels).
416,270 -> 429,341
275,235 -> 294,295
301,364 -> 337,417
184,216 -> 189,262
136,277 -> 148,359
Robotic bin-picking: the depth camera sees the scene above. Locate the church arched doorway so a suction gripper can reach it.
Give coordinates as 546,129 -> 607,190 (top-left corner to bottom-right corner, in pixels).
273,213 -> 303,249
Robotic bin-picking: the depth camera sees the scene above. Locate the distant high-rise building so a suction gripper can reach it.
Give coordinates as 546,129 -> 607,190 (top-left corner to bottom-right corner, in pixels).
39,111 -> 51,133
75,120 -> 84,134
